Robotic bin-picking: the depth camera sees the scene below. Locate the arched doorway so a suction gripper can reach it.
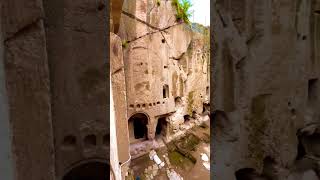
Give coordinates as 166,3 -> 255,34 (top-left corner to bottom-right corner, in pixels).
128,113 -> 149,143
63,161 -> 109,180
155,117 -> 167,138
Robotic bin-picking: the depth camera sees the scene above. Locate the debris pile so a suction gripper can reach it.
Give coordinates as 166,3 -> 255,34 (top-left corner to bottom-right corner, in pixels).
144,164 -> 159,180
142,150 -> 185,180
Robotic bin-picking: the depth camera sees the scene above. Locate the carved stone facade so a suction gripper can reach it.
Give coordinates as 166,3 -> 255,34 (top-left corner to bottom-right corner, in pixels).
1,0 -> 108,179
212,0 -> 320,179
113,0 -> 210,159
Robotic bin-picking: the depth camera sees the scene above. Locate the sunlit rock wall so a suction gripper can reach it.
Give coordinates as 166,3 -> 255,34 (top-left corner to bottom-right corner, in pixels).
118,0 -> 210,152
110,32 -> 130,165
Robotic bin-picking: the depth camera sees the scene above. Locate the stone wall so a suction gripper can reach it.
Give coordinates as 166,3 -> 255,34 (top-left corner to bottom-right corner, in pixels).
43,0 -> 108,178
212,0 -> 320,179
110,32 -> 130,165
110,78 -> 122,180
1,0 -> 55,180
110,32 -> 131,180
117,0 -> 210,158
0,5 -> 14,179
1,0 -> 109,179
119,0 -> 185,143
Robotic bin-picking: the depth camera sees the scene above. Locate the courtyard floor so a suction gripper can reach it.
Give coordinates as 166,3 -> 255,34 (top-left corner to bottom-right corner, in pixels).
128,120 -> 210,180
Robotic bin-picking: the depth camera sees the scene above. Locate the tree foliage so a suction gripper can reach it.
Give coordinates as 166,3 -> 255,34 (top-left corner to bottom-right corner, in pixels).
172,0 -> 192,24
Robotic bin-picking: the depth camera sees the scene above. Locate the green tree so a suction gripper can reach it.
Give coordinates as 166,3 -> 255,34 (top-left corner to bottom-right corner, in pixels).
172,0 -> 192,24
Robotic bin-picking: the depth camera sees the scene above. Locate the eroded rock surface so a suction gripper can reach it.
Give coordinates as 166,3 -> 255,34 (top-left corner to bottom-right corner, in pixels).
116,0 -> 210,159
1,0 -> 108,179
212,0 -> 320,179
1,1 -> 55,179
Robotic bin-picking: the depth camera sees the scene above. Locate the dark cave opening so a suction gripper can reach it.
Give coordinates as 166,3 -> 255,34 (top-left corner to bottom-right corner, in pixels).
155,117 -> 167,137
63,162 -> 108,180
184,115 -> 191,122
129,113 -> 149,140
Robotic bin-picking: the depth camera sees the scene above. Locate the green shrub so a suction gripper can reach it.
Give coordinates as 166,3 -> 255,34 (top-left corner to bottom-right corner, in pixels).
172,0 -> 192,24
122,40 -> 128,48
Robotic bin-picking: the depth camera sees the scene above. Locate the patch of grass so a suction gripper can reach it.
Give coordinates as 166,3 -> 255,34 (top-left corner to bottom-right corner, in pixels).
172,0 -> 192,24
168,150 -> 185,165
168,150 -> 195,169
167,134 -> 199,170
175,133 -> 200,151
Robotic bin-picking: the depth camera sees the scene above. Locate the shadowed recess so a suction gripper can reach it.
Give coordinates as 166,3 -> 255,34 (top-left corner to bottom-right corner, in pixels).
63,162 -> 109,180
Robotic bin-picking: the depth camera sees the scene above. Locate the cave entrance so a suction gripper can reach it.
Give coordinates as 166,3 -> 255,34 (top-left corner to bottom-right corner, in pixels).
175,97 -> 182,106
184,115 -> 191,123
63,161 -> 108,180
128,113 -> 148,143
155,117 -> 167,138
235,168 -> 268,180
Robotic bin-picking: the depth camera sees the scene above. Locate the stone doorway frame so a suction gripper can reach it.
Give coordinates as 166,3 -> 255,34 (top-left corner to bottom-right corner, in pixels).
128,112 -> 150,143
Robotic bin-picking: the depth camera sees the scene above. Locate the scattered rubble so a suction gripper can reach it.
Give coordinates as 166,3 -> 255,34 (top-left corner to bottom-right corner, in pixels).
201,153 -> 209,162
149,150 -> 165,168
143,150 -> 185,180
130,121 -> 210,180
167,169 -> 184,180
143,164 -> 159,180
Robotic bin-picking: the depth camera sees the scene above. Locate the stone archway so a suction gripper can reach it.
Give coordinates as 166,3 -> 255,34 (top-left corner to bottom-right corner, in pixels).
235,168 -> 269,180
155,117 -> 168,138
63,161 -> 109,180
128,113 -> 149,143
